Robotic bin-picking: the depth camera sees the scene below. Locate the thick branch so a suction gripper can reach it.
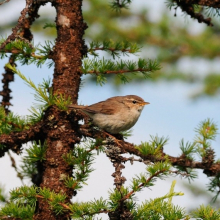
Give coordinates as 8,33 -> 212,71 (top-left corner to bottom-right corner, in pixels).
0,122 -> 44,157
79,124 -> 220,177
121,142 -> 220,176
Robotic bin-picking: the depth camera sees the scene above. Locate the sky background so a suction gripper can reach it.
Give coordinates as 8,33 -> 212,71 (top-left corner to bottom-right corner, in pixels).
0,0 -> 220,218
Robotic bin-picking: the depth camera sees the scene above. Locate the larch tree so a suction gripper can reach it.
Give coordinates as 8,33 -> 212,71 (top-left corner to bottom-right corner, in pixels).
0,0 -> 219,219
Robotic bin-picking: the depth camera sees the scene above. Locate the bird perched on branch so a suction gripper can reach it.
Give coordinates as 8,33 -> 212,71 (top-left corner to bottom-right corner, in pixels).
69,95 -> 149,134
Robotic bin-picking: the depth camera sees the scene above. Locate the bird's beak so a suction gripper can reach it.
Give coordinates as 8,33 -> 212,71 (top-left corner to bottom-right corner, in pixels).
140,102 -> 150,106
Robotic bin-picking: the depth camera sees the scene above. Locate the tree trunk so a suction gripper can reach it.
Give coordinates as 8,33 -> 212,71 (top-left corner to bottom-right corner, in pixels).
33,0 -> 87,219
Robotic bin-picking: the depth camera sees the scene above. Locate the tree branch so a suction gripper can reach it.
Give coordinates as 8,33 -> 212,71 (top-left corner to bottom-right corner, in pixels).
175,0 -> 213,26
87,68 -> 152,75
0,0 -> 10,6
0,0 -> 43,51
79,124 -> 220,177
185,0 -> 220,8
0,122 -> 44,156
0,56 -> 15,113
120,169 -> 167,202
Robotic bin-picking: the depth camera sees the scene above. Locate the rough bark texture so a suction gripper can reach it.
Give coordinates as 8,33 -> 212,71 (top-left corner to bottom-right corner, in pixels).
105,145 -> 133,219
33,0 -> 87,219
0,56 -> 15,114
51,0 -> 87,102
185,0 -> 220,8
0,121 -> 44,157
0,0 -> 39,113
79,124 -> 220,177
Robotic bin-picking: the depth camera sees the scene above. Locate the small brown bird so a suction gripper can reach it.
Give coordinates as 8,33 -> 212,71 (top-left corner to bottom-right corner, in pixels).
69,95 -> 149,134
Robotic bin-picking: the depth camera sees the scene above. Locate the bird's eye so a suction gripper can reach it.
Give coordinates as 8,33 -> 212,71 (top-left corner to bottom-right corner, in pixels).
132,100 -> 137,104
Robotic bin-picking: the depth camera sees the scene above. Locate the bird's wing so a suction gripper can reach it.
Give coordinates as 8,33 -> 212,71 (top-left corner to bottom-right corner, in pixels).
87,101 -> 115,115
69,98 -> 122,115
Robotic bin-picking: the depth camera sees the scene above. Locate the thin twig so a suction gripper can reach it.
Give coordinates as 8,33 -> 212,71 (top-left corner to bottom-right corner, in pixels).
87,68 -> 151,75
0,0 -> 10,6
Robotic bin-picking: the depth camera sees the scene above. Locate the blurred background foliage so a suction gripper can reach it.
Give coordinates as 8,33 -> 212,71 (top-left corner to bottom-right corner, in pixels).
1,0 -> 220,98
81,0 -> 220,98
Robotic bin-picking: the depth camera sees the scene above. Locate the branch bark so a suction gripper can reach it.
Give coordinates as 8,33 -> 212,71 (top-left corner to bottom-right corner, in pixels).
185,0 -> 220,8
0,122 -> 44,157
79,124 -> 220,177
